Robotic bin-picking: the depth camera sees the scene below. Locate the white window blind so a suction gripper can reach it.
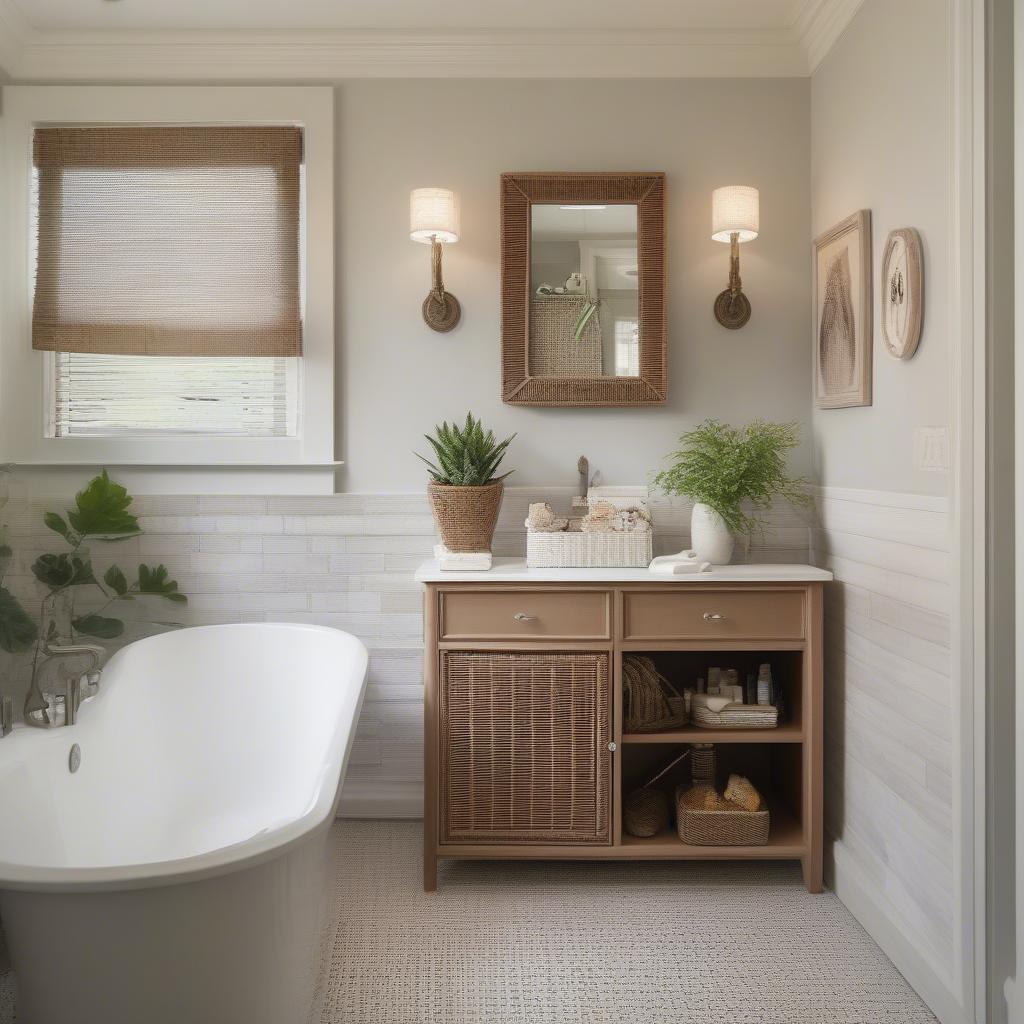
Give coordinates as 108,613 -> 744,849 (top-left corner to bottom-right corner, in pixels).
50,353 -> 298,438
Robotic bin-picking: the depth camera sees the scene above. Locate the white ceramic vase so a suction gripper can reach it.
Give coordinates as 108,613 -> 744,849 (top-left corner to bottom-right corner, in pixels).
690,503 -> 734,565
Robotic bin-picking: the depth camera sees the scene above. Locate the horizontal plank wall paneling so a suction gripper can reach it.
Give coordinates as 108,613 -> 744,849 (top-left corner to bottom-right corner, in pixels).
811,486 -> 956,999
0,484 -> 810,818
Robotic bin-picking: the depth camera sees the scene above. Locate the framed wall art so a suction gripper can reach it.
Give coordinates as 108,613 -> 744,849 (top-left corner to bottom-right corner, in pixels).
880,227 -> 923,359
814,209 -> 872,409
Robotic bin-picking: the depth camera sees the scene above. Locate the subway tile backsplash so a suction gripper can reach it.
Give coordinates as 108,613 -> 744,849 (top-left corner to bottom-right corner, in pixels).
0,485 -> 810,816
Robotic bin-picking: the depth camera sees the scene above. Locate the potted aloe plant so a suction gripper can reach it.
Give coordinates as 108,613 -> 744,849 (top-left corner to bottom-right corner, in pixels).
417,414 -> 516,553
653,419 -> 812,564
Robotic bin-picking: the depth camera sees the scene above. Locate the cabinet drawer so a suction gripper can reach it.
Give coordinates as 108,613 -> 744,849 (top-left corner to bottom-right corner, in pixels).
439,589 -> 611,641
623,589 -> 804,641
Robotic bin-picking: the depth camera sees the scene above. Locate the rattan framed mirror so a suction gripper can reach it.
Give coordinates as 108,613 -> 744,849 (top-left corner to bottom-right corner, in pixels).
501,172 -> 667,407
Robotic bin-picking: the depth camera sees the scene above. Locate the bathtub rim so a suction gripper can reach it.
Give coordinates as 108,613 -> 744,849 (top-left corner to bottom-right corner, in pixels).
0,622 -> 368,894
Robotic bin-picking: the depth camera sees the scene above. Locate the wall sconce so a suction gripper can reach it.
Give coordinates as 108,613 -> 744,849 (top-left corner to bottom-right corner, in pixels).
711,185 -> 759,330
410,187 -> 461,332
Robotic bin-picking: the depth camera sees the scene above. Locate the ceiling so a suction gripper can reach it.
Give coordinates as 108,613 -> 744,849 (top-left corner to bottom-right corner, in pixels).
0,0 -> 864,80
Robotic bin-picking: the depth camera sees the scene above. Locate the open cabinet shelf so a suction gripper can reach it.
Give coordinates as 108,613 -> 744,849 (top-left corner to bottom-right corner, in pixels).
622,723 -> 805,744
620,804 -> 805,858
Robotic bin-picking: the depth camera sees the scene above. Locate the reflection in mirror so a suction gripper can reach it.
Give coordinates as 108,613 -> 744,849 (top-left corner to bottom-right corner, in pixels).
529,204 -> 638,378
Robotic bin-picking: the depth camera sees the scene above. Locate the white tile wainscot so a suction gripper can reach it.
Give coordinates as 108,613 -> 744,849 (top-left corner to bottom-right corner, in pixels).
0,485 -> 811,819
810,485 -> 955,1017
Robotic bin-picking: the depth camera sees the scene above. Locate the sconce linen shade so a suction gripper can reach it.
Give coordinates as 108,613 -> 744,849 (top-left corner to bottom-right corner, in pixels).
31,125 -> 303,357
711,185 -> 759,243
410,188 -> 460,244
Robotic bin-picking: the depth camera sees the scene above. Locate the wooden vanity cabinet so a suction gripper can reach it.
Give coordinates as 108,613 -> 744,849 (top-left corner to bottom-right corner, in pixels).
418,562 -> 830,894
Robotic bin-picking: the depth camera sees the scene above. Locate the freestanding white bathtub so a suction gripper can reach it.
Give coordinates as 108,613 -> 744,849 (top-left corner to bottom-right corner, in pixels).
0,622 -> 368,1024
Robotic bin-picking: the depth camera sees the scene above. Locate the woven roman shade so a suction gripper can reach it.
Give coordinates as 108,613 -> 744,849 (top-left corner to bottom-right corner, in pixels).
32,126 -> 302,357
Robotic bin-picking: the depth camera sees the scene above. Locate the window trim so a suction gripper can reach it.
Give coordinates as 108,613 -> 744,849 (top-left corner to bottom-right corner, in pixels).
0,85 -> 335,472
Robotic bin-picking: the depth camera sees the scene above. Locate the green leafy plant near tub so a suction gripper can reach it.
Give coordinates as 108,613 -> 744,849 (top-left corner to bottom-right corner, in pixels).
417,413 -> 515,553
0,471 -> 187,713
653,419 -> 812,564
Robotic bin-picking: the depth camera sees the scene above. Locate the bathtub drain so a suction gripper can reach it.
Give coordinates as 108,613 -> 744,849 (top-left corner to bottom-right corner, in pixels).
69,743 -> 81,773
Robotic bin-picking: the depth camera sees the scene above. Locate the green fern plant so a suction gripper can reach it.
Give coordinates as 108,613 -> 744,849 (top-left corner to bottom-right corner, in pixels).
653,419 -> 812,536
417,414 -> 516,487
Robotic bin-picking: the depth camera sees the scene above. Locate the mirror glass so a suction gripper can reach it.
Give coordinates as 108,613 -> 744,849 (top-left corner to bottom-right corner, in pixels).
528,203 -> 639,378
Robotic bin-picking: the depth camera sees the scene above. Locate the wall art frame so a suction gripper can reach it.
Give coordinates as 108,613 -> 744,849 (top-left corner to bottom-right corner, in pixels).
880,227 -> 924,360
813,209 -> 872,409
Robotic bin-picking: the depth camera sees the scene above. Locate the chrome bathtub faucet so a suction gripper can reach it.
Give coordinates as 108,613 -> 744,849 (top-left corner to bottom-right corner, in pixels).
25,642 -> 105,728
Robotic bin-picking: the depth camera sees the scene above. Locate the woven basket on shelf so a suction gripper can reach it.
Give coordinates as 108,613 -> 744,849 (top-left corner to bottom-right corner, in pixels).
622,747 -> 690,838
427,480 -> 504,553
623,788 -> 670,838
675,785 -> 770,846
690,695 -> 779,730
526,530 -> 652,569
623,655 -> 688,733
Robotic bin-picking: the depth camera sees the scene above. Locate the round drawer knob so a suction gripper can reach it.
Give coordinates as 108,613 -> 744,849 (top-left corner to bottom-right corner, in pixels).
513,613 -> 535,622
702,612 -> 726,621
607,742 -> 617,753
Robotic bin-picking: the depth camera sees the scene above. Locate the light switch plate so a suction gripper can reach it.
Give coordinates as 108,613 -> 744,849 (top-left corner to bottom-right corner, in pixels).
915,427 -> 949,472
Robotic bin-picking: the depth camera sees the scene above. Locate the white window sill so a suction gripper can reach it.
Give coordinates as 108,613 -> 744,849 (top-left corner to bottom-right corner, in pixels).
10,463 -> 345,496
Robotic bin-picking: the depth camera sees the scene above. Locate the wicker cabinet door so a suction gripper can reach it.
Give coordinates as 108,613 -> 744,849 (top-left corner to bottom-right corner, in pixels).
440,651 -> 611,845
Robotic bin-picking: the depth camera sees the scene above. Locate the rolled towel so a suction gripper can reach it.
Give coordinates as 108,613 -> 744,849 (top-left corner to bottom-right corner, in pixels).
679,784 -> 732,812
724,774 -> 764,813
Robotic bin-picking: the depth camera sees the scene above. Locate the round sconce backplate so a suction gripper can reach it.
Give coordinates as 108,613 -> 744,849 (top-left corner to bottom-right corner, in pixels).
714,289 -> 751,330
422,291 -> 461,333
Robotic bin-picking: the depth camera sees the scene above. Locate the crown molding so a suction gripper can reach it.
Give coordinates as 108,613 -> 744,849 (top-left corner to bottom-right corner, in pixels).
0,0 -> 864,81
792,0 -> 865,72
2,27 -> 809,80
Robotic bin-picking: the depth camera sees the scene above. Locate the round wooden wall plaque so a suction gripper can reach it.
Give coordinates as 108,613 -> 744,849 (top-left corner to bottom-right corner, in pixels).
880,228 -> 923,359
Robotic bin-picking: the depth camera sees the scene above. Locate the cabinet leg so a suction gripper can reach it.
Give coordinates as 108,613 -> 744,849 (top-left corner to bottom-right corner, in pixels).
424,848 -> 437,893
801,854 -> 823,894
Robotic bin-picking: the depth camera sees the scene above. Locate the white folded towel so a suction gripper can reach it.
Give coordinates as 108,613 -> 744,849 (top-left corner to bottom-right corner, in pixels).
701,695 -> 733,713
648,550 -> 711,575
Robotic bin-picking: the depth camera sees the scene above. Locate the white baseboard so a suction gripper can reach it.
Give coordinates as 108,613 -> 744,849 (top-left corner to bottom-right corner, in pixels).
1005,978 -> 1018,1023
337,780 -> 423,819
828,840 -> 970,1024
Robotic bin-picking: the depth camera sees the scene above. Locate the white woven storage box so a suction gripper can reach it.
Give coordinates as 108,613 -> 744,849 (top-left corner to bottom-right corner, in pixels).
526,531 -> 652,568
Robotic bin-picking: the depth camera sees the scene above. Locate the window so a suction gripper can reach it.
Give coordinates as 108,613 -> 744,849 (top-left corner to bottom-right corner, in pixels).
32,125 -> 302,438
1,87 -> 334,484
614,317 -> 640,377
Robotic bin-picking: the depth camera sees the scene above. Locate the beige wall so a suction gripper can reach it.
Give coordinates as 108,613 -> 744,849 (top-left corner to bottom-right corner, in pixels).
336,78 -> 812,491
810,3 -> 961,1019
810,1 -> 951,497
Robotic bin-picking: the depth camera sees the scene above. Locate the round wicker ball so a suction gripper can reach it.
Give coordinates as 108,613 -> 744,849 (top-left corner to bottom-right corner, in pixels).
623,787 -> 670,838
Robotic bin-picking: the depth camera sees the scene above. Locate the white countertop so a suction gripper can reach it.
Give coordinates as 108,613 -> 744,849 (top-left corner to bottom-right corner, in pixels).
414,558 -> 833,584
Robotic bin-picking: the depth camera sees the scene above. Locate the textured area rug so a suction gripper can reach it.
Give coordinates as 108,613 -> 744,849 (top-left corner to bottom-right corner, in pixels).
315,821 -> 936,1024
0,820 -> 936,1024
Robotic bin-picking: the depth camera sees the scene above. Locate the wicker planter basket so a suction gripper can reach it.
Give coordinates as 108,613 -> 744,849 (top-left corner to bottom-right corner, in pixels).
428,481 -> 504,553
675,786 -> 770,846
526,530 -> 652,569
